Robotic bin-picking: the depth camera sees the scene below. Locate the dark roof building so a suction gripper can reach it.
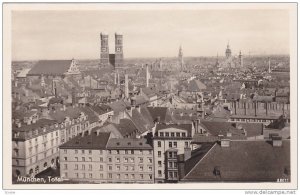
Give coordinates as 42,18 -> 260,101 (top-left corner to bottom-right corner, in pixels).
182,140 -> 290,182
28,59 -> 80,76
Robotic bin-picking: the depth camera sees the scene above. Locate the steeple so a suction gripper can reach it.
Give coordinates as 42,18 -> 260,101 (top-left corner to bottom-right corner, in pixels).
225,41 -> 232,59
178,45 -> 184,71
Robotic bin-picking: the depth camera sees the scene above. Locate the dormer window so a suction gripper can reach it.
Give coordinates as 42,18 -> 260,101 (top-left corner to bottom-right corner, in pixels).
213,166 -> 221,176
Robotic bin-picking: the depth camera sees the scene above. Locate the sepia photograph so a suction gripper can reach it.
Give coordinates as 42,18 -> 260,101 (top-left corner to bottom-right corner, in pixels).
2,2 -> 298,191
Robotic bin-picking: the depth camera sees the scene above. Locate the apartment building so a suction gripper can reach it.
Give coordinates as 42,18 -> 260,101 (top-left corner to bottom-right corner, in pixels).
106,138 -> 154,183
153,123 -> 194,183
59,132 -> 111,183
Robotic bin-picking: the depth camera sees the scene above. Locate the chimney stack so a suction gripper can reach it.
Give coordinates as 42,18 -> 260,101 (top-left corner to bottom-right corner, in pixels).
125,74 -> 129,99
146,64 -> 149,87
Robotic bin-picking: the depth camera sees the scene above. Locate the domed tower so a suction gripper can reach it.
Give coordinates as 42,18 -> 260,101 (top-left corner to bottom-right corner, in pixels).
100,32 -> 109,67
225,42 -> 232,59
115,32 -> 124,69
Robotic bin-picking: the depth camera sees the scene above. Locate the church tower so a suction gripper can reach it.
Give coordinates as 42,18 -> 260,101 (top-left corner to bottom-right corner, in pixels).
178,45 -> 184,71
225,42 -> 232,59
100,32 -> 109,67
239,50 -> 243,67
115,33 -> 124,69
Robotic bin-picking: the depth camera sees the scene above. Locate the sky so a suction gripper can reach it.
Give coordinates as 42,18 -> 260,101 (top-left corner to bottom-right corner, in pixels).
12,9 -> 290,60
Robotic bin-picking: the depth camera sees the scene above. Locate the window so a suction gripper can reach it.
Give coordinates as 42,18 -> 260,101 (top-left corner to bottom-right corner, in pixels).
149,174 -> 152,180
89,157 -> 92,162
131,150 -> 134,154
64,149 -> 67,154
174,172 -> 178,178
108,150 -> 112,154
130,158 -> 134,163
140,174 -> 144,179
82,150 -> 85,154
82,157 -> 85,162
130,166 -> 134,171
117,174 -> 121,179
125,166 -> 129,171
108,158 -> 112,162
171,133 -> 175,137
131,174 -> 135,179
158,161 -> 162,167
174,162 -> 177,168
169,172 -> 173,178
169,162 -> 172,168
82,164 -> 85,170
139,158 -> 143,163
99,150 -> 103,155
174,142 -> 177,147
124,158 -> 128,163
139,150 -> 143,154
100,165 -> 103,171
176,132 -> 180,137
165,132 -> 169,137
168,152 -> 172,158
108,165 -> 112,171
89,173 -> 92,178
139,166 -> 143,171
100,157 -> 103,162
158,151 -> 161,157
159,132 -> 164,137
148,150 -> 152,154
75,173 -> 79,178
100,174 -> 103,179
182,133 -> 186,137
116,158 -> 120,163
89,150 -> 92,154
148,166 -> 152,171
157,141 -> 161,147
108,173 -> 112,179
185,142 -> 189,148
116,150 -> 120,154
125,150 -> 128,154
64,164 -> 68,170
158,170 -> 162,177
116,165 -> 120,171
89,164 -> 92,170
75,164 -> 78,170
125,174 -> 129,179
169,142 -> 172,148
148,158 -> 152,163
64,157 -> 67,161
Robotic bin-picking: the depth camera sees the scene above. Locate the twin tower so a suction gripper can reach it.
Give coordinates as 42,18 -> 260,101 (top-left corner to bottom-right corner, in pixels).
100,32 -> 124,69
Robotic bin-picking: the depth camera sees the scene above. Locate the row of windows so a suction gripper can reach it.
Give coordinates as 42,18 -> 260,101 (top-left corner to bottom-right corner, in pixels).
107,165 -> 152,172
158,132 -> 186,137
63,172 -> 153,180
63,164 -> 153,172
63,156 -> 153,164
107,149 -> 152,155
157,141 -> 189,148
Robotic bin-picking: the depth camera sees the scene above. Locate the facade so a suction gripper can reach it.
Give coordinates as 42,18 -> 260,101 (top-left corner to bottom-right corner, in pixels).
59,132 -> 111,183
106,138 -> 154,183
153,123 -> 193,183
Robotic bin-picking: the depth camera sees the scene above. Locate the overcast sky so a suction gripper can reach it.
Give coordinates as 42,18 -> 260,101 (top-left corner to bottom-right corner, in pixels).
12,9 -> 290,60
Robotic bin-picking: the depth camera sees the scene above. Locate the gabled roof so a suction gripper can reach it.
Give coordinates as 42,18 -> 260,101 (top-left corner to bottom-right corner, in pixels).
200,121 -> 246,138
147,107 -> 172,123
28,60 -> 72,76
183,140 -> 290,182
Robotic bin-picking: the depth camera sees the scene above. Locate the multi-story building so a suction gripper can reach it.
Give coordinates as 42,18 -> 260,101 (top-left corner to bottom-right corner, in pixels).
153,123 -> 194,183
59,132 -> 111,183
106,138 -> 154,183
12,106 -> 100,178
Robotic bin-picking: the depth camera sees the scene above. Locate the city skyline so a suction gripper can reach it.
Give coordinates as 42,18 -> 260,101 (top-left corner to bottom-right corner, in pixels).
12,9 -> 289,61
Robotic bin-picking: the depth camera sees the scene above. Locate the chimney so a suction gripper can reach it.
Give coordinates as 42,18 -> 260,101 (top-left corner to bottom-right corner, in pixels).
125,74 -> 129,99
146,64 -> 149,87
254,101 -> 257,117
272,136 -> 283,147
184,147 -> 191,161
220,139 -> 230,147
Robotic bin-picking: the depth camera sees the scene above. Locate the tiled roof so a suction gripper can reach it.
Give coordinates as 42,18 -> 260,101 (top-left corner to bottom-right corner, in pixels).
106,138 -> 152,150
28,60 -> 72,76
147,107 -> 172,123
200,121 -> 246,138
59,132 -> 111,149
117,119 -> 139,137
183,140 -> 290,182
